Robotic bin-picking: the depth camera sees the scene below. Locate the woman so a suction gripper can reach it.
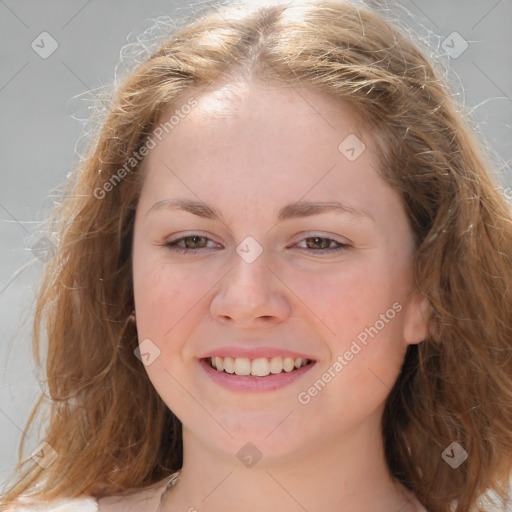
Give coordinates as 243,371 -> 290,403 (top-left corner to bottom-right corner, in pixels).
2,1 -> 511,511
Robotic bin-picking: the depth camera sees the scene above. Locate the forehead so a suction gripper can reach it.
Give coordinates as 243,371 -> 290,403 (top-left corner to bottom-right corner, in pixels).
138,80 -> 405,225
188,78 -> 365,133
143,80 -> 372,181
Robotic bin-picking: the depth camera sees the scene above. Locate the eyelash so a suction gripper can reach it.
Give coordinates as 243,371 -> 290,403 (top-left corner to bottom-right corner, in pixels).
164,234 -> 350,254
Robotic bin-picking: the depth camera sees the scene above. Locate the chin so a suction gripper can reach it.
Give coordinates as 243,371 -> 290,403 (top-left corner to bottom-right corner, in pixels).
200,416 -> 313,465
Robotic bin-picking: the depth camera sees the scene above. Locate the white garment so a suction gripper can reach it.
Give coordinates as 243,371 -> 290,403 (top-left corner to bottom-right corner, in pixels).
10,471 -> 180,511
11,497 -> 99,511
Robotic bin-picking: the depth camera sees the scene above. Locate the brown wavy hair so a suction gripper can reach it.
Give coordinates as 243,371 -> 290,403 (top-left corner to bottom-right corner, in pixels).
2,1 -> 512,511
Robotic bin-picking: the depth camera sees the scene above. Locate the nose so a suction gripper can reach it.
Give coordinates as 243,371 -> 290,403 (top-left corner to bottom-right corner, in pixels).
210,249 -> 292,328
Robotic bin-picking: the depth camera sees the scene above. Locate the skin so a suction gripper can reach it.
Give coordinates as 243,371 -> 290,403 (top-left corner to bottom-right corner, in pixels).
100,79 -> 429,512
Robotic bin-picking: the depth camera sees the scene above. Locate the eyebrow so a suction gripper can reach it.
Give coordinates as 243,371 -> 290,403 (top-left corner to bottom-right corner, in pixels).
147,198 -> 373,222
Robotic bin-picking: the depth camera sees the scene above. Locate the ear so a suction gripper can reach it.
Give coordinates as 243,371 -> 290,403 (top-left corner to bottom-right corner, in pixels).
402,290 -> 431,345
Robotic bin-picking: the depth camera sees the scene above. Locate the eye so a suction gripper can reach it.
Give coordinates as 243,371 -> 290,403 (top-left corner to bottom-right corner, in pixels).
163,234 -> 350,255
164,235 -> 220,253
294,236 -> 350,252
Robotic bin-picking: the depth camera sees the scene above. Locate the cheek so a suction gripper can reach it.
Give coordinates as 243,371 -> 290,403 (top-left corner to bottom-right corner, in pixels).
132,261 -> 208,398
133,260 -> 205,340
285,257 -> 410,399
285,257 -> 408,345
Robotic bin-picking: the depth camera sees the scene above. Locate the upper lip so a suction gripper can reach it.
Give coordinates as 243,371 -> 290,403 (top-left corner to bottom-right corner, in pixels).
199,346 -> 315,360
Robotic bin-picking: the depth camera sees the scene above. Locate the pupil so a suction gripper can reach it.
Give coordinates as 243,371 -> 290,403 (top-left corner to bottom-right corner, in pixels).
308,237 -> 328,249
187,236 -> 204,247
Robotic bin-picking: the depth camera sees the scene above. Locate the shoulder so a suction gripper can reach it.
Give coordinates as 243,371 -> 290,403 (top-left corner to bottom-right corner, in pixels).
97,488 -> 158,512
97,473 -> 178,512
8,497 -> 99,511
7,472 -> 178,512
10,485 -> 161,512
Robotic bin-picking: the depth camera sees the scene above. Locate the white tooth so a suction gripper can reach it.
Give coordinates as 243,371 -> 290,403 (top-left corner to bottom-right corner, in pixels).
294,358 -> 303,369
302,359 -> 309,367
214,357 -> 224,371
251,358 -> 270,376
283,357 -> 295,372
234,357 -> 251,376
223,357 -> 235,373
269,356 -> 284,373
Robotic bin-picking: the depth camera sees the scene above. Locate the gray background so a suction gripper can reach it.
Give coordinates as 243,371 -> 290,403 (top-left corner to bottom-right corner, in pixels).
1,0 -> 511,499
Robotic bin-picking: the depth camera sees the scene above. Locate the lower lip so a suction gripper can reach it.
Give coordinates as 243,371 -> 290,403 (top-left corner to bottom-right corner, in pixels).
199,358 -> 316,392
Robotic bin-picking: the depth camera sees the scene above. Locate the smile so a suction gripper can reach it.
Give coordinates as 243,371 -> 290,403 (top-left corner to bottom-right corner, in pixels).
208,356 -> 313,377
199,355 -> 316,392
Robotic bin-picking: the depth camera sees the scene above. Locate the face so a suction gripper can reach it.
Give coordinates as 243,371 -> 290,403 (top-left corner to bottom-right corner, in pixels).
131,80 -> 428,464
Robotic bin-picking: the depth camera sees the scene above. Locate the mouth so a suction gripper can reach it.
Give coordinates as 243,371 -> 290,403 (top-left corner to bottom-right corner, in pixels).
204,356 -> 314,377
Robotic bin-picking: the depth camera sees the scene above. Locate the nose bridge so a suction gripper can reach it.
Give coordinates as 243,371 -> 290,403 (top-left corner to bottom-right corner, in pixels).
226,239 -> 271,299
210,237 -> 290,324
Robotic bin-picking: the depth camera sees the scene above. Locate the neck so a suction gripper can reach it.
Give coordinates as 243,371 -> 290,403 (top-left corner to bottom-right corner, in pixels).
161,412 -> 421,512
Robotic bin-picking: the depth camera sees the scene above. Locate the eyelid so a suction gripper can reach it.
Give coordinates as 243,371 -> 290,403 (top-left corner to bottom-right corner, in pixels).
164,232 -> 222,248
288,231 -> 353,252
291,231 -> 351,246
